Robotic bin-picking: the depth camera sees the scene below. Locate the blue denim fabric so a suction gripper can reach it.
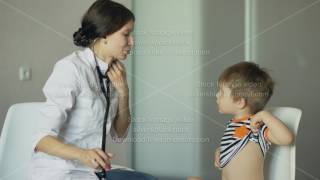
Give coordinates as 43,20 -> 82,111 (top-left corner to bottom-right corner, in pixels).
105,169 -> 158,180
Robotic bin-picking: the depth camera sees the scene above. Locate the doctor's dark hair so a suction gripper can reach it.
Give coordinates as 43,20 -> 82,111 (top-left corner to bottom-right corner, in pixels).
73,0 -> 135,47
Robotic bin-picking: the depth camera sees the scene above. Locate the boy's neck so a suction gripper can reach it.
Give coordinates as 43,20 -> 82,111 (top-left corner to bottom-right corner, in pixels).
233,109 -> 253,120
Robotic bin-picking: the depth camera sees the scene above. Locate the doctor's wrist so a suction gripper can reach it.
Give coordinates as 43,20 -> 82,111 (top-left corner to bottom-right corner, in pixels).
75,148 -> 87,161
118,91 -> 129,98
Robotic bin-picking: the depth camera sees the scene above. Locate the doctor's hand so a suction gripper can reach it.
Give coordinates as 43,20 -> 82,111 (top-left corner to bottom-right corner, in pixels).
107,61 -> 129,97
78,148 -> 114,171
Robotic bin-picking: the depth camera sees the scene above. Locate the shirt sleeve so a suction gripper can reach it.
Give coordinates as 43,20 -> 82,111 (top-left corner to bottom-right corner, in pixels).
32,60 -> 80,152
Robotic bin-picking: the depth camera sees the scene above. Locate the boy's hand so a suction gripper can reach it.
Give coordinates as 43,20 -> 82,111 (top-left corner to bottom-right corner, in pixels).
252,110 -> 294,145
214,148 -> 221,169
250,111 -> 268,133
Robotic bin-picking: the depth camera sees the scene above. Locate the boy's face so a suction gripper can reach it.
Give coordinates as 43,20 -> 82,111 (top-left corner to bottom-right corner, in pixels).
215,84 -> 239,115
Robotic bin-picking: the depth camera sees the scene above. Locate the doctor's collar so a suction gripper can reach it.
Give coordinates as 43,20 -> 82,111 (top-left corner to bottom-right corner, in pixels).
88,48 -> 110,74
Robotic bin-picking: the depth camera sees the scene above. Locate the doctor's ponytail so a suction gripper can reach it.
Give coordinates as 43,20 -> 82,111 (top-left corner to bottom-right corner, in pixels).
73,0 -> 135,47
73,27 -> 97,47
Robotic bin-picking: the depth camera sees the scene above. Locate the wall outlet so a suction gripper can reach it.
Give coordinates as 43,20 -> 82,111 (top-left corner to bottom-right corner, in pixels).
19,66 -> 31,81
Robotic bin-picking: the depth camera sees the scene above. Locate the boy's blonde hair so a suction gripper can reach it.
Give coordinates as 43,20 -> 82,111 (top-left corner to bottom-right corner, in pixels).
218,62 -> 274,113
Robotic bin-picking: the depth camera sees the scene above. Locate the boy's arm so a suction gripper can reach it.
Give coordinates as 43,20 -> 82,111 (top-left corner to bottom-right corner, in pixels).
252,111 -> 294,145
214,148 -> 221,169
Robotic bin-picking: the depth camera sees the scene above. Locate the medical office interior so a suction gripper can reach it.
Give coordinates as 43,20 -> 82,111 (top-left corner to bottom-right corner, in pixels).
0,0 -> 319,179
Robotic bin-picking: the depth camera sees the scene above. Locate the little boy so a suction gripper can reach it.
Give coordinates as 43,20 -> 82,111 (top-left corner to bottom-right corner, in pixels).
188,62 -> 294,180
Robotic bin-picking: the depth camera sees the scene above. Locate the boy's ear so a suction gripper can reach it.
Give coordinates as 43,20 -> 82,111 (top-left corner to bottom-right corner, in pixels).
236,97 -> 247,109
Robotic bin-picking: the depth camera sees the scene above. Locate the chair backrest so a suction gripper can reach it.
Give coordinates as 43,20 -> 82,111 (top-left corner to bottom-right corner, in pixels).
0,102 -> 43,180
264,107 -> 302,180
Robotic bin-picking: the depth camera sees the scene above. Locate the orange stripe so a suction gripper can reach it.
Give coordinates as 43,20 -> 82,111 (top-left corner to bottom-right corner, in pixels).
234,125 -> 250,139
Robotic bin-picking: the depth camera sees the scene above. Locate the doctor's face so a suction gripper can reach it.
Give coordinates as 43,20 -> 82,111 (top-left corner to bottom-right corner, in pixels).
105,20 -> 134,60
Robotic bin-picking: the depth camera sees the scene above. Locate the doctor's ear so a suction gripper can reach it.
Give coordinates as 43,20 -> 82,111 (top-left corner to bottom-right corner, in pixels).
102,35 -> 109,45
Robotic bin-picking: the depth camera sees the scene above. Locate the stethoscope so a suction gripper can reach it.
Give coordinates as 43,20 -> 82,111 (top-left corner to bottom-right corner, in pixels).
92,46 -> 114,180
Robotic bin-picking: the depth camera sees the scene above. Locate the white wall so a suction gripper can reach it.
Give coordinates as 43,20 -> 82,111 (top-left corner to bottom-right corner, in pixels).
0,0 -> 90,130
132,0 -> 199,178
132,0 -> 244,179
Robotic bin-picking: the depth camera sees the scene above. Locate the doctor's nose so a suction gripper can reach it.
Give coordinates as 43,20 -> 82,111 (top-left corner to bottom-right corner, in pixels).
128,35 -> 134,47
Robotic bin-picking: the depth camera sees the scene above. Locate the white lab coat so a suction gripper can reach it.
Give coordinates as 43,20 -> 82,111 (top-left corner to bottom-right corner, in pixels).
31,48 -> 127,180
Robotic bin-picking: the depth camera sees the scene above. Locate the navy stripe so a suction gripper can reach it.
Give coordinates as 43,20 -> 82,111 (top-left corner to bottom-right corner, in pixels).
221,139 -> 241,154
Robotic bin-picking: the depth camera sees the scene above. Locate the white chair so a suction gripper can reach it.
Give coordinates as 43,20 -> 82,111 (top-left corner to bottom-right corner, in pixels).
265,107 -> 302,180
0,102 -> 132,180
0,102 -> 42,180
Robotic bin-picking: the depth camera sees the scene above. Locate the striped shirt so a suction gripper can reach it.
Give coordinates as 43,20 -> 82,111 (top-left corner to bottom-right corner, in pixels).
219,116 -> 271,168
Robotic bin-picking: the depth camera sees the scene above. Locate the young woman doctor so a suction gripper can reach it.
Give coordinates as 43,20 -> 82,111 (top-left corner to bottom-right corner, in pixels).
31,0 -> 157,179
